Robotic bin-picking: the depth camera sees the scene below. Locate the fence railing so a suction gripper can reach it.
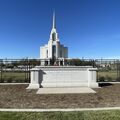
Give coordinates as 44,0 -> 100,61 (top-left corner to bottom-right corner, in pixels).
0,59 -> 40,83
0,58 -> 120,83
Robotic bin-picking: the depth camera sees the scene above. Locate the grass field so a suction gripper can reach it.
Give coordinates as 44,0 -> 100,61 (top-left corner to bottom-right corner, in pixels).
0,71 -> 30,82
0,110 -> 120,120
98,70 -> 118,81
0,70 -> 119,82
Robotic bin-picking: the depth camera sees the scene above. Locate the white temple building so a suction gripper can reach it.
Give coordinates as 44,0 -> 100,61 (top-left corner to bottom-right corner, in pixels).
40,12 -> 68,65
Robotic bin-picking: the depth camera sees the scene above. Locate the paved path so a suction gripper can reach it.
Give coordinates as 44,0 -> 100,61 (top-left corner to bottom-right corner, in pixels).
37,87 -> 96,94
0,107 -> 120,112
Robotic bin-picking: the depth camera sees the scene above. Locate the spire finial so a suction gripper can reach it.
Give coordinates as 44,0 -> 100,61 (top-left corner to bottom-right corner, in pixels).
52,11 -> 56,29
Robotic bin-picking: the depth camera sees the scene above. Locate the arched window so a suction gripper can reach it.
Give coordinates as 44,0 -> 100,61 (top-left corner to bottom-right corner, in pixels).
52,45 -> 56,58
52,32 -> 56,41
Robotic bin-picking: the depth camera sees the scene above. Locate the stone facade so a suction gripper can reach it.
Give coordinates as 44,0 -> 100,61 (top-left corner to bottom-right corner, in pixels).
27,66 -> 98,89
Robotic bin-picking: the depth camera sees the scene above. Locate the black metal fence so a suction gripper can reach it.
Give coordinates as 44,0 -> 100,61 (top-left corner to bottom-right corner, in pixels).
0,58 -> 120,83
93,59 -> 120,82
65,58 -> 120,82
0,59 -> 40,83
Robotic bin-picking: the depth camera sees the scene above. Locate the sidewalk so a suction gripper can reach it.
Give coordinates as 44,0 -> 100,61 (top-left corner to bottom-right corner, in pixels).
37,87 -> 96,94
0,107 -> 120,112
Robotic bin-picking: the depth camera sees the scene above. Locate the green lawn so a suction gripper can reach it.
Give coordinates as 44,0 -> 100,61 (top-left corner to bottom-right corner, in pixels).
98,70 -> 118,81
0,70 -> 119,82
0,72 -> 30,82
0,110 -> 120,120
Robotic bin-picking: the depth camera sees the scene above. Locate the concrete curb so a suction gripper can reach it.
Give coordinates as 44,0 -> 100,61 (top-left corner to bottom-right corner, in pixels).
0,107 -> 120,112
98,82 -> 120,84
0,82 -> 119,86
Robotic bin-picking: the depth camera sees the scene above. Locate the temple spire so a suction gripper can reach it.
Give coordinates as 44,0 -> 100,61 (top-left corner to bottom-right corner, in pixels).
52,11 -> 56,29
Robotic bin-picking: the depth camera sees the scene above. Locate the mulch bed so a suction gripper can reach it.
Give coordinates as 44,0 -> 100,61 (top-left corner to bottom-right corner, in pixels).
0,83 -> 120,108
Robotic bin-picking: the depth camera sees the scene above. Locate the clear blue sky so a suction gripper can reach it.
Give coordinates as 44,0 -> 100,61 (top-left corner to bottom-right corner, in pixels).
0,0 -> 120,59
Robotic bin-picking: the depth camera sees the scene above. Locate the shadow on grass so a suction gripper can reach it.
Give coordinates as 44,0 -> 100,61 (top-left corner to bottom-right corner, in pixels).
99,83 -> 113,87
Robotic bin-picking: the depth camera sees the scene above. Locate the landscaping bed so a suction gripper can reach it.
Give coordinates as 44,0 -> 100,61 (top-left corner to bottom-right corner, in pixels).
0,83 -> 120,108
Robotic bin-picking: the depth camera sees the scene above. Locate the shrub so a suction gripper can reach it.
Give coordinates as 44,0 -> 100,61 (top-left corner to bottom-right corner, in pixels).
106,75 -> 112,82
99,76 -> 105,82
116,77 -> 120,82
7,78 -> 12,83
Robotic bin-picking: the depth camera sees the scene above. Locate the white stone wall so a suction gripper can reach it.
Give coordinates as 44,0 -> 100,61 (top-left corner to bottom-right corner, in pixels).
41,70 -> 88,87
27,66 -> 98,89
40,45 -> 48,59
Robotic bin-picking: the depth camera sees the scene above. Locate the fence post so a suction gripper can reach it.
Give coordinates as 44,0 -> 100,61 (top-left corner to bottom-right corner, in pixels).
117,60 -> 119,79
27,58 -> 29,82
118,60 -> 120,79
0,59 -> 3,82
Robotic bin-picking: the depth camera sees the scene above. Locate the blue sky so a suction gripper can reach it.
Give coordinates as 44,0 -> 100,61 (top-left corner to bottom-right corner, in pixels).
0,0 -> 120,59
